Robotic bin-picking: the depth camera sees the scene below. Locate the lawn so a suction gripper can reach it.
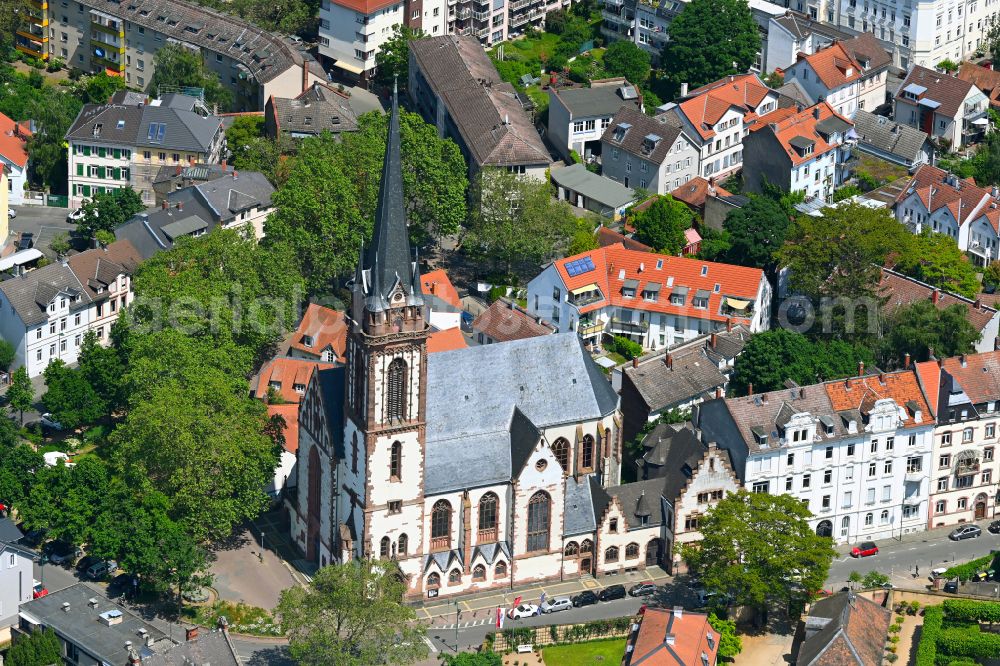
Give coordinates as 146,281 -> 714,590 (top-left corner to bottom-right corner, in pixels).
542,639 -> 627,666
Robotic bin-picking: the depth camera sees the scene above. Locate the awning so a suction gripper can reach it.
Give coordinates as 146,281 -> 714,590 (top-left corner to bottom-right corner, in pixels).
643,282 -> 661,293
334,59 -> 364,75
725,297 -> 751,310
694,288 -> 711,299
973,117 -> 990,126
918,98 -> 941,110
623,278 -> 640,289
570,284 -> 599,296
0,248 -> 42,271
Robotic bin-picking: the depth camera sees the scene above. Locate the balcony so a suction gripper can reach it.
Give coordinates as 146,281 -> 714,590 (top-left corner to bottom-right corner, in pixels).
957,459 -> 980,475
477,527 -> 497,543
570,291 -> 603,308
456,6 -> 471,17
472,9 -> 490,20
510,0 -> 532,10
608,317 -> 648,335
430,536 -> 451,552
904,471 -> 923,483
902,495 -> 921,507
578,320 -> 604,337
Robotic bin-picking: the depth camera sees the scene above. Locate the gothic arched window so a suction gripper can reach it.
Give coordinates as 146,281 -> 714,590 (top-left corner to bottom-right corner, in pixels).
625,543 -> 640,559
526,492 -> 551,552
352,347 -> 365,413
582,434 -> 595,469
390,441 -> 402,481
580,539 -> 593,554
398,533 -> 408,556
605,546 -> 619,563
473,565 -> 486,581
427,572 -> 440,588
478,492 -> 499,533
380,536 -> 390,559
431,500 -> 452,545
495,561 -> 507,577
448,568 -> 462,584
386,358 -> 407,422
564,541 -> 579,557
551,438 -> 570,472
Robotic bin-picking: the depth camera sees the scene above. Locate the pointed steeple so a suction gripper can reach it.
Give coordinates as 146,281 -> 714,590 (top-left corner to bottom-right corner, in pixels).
362,80 -> 422,311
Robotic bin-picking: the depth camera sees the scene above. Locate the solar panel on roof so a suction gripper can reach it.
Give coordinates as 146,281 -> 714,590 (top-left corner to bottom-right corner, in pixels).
565,256 -> 596,277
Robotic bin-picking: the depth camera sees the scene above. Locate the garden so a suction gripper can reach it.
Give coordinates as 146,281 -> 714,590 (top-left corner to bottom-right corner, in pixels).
542,638 -> 627,666
915,599 -> 1000,665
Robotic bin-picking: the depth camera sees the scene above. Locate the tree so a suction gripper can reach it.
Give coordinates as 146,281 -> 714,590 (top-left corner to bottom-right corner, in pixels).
629,195 -> 692,254
465,169 -> 578,275
76,187 -> 144,239
567,218 -> 601,256
894,230 -> 981,299
442,653 -> 503,666
681,491 -> 835,615
722,194 -> 791,270
228,0 -> 315,35
74,72 -> 127,104
22,86 -> 83,193
0,0 -> 30,51
545,8 -> 569,33
225,115 -> 265,163
7,366 -> 34,426
989,17 -> 1000,73
696,225 -> 732,261
662,0 -> 760,89
149,43 -> 232,111
986,261 -> 1000,288
0,441 -> 44,510
276,560 -> 429,666
861,571 -> 890,588
602,40 -> 651,86
707,613 -> 742,659
231,136 -> 293,186
0,339 -> 15,371
42,359 -> 106,430
878,301 -> 980,368
730,329 -> 874,395
847,571 -> 863,588
78,330 -> 126,412
374,25 -> 424,88
6,628 -> 62,666
19,456 -> 109,546
50,232 -> 71,258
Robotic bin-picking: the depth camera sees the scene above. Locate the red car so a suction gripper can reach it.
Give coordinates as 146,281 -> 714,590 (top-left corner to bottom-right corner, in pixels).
32,580 -> 48,599
851,541 -> 879,557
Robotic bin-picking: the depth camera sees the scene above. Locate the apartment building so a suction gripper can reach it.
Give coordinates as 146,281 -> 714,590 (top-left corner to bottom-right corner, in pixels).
781,34 -> 890,118
918,352 -> 1000,529
547,79 -> 642,162
697,368 -> 934,543
659,73 -> 780,181
895,65 -> 988,151
526,243 -> 771,353
765,11 -> 854,73
0,240 -> 141,377
600,106 -> 699,194
743,102 -> 854,201
65,91 -> 224,207
19,0 -> 324,111
320,0 -> 447,83
0,113 -> 30,207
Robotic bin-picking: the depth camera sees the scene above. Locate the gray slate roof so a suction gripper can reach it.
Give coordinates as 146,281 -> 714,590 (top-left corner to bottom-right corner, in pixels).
563,476 -> 599,536
410,36 -> 550,168
268,83 -> 359,136
424,333 -> 619,494
0,262 -> 90,327
0,517 -> 23,544
550,82 -> 641,119
550,164 -> 637,209
115,198 -> 216,259
143,630 -> 240,666
169,170 -> 274,221
66,93 -> 221,153
601,106 -> 685,166
852,110 -> 930,163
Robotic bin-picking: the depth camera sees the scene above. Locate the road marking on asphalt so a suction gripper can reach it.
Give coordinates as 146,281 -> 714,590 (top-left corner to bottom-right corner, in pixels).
423,637 -> 438,653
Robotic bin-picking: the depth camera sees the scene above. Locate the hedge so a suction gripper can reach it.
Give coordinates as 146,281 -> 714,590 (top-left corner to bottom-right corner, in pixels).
937,626 -> 1000,659
943,599 -> 1000,624
610,336 -> 642,360
915,605 -> 944,666
943,554 -> 1000,582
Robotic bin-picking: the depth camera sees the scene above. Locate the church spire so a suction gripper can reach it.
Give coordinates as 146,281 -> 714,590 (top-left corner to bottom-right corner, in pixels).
362,80 -> 422,311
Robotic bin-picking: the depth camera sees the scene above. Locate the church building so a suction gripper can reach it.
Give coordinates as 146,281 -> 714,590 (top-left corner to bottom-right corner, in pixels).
289,91 -> 671,599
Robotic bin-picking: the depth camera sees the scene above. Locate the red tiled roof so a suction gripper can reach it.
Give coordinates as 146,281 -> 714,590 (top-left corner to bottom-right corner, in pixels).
552,243 -> 764,324
256,358 -> 335,404
879,268 -> 997,333
896,164 -> 993,229
678,73 -> 774,140
0,113 -> 30,169
914,360 -> 942,418
327,0 -> 396,14
895,65 -> 976,119
670,176 -> 733,210
942,351 -> 1000,405
825,368 -> 931,427
421,269 -> 462,309
797,41 -> 863,90
472,300 -> 555,343
625,608 -> 719,666
289,303 -> 348,362
427,327 -> 468,353
267,404 -> 300,454
958,62 -> 1000,109
596,226 -> 652,252
754,102 -> 852,166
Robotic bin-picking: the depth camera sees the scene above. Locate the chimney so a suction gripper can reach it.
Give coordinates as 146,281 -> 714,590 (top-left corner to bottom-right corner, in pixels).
88,598 -> 99,609
975,298 -> 982,309
185,627 -> 199,642
904,352 -> 911,369
932,288 -> 940,304
665,633 -> 676,645
813,106 -> 821,119
726,317 -> 733,333
666,353 -> 673,370
748,382 -> 753,396
673,605 -> 683,619
961,354 -> 968,367
302,61 -> 309,93
222,158 -> 227,170
62,602 -> 71,612
710,332 -> 717,349
128,649 -> 141,666
632,357 -> 638,368
938,357 -> 944,368
879,372 -> 886,384
233,170 -> 238,180
175,163 -> 182,176
844,378 -> 851,390
680,82 -> 689,97
161,200 -> 168,210
857,361 -> 864,377
176,201 -> 183,211
715,387 -> 724,399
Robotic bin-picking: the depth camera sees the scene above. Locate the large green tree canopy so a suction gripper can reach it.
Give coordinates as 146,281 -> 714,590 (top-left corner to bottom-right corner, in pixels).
662,0 -> 760,89
149,43 -> 232,111
630,195 -> 692,254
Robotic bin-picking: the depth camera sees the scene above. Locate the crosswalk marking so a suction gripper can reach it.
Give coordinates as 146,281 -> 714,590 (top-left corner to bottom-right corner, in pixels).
423,636 -> 438,653
438,618 -> 491,630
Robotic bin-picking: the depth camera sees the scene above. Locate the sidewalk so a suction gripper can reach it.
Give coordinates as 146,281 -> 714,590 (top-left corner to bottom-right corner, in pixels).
410,566 -> 672,624
834,518 -> 996,556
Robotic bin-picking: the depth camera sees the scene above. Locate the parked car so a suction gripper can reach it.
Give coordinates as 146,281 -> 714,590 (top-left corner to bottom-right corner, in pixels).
697,589 -> 732,606
32,580 -> 47,599
67,207 -> 91,222
46,540 -> 82,565
944,580 -> 960,593
540,597 -> 572,614
20,528 -> 46,548
629,583 -> 658,597
598,585 -> 627,602
17,232 -> 32,251
7,208 -> 15,219
507,604 -> 539,619
107,573 -> 134,598
39,413 -> 63,431
989,520 -> 1000,534
571,591 -> 599,607
850,541 -> 879,557
75,555 -> 101,574
949,525 -> 982,541
85,559 -> 117,580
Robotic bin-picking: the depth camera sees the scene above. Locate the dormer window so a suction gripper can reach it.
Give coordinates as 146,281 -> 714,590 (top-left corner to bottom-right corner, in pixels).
670,286 -> 688,305
293,383 -> 306,394
692,289 -> 710,308
622,279 -> 638,298
751,426 -> 768,446
302,334 -> 314,348
641,133 -> 661,155
269,381 -> 281,390
612,123 -> 631,143
790,136 -> 815,156
93,123 -> 103,137
642,284 -> 660,302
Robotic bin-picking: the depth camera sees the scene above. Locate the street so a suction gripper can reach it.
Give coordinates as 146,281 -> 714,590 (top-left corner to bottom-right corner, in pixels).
7,204 -> 76,257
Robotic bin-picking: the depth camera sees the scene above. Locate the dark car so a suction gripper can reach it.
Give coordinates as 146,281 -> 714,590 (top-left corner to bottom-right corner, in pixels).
949,525 -> 982,541
989,520 -> 1000,534
851,541 -> 879,557
944,579 -> 960,593
45,540 -> 82,565
629,583 -> 658,597
17,233 -> 33,251
571,590 -> 599,607
76,555 -> 101,574
19,528 -> 46,548
107,573 -> 134,598
599,584 -> 627,602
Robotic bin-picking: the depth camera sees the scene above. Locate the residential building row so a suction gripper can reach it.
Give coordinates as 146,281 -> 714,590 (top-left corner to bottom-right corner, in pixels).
65,91 -> 225,208
16,0 -> 325,111
0,240 -> 141,377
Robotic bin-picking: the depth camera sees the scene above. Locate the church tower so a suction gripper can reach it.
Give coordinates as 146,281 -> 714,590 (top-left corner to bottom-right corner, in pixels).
342,86 -> 429,564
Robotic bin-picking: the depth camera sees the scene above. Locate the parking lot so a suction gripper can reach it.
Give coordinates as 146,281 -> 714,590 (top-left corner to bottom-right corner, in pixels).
8,204 -> 76,258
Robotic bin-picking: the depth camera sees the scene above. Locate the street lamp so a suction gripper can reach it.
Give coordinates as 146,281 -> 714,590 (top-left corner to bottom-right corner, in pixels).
453,600 -> 461,653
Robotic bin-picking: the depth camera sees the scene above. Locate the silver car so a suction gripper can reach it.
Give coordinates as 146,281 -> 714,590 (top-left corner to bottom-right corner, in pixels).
540,597 -> 572,614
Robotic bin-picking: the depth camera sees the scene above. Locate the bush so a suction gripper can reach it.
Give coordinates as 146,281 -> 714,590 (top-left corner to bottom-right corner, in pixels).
937,626 -> 1000,658
942,599 -> 1000,624
944,554 -> 998,582
915,606 -> 943,666
909,601 -> 921,616
610,336 -> 643,360
889,623 -> 902,633
488,285 -> 507,303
